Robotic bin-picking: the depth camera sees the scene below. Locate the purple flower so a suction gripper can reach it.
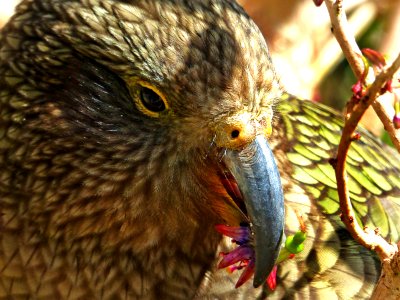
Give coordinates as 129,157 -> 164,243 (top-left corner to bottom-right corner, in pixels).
215,224 -> 256,288
218,244 -> 253,268
216,224 -> 308,290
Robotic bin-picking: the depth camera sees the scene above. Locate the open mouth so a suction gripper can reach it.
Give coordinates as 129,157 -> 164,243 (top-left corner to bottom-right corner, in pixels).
216,165 -> 256,288
218,165 -> 248,220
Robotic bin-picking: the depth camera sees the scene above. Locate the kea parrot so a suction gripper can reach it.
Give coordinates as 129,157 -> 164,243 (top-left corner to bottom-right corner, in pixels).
1,0 -> 400,299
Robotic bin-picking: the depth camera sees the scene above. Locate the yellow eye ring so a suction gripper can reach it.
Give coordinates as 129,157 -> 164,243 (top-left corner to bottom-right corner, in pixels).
130,80 -> 169,118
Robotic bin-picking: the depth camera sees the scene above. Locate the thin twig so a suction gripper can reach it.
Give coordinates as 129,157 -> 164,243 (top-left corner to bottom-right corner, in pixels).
313,1 -> 376,85
372,96 -> 400,152
324,0 -> 364,78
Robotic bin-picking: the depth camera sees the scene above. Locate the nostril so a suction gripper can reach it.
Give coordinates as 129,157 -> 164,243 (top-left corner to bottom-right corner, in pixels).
231,129 -> 240,139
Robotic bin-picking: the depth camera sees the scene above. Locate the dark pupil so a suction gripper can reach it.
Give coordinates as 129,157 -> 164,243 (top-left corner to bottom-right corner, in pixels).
140,87 -> 165,112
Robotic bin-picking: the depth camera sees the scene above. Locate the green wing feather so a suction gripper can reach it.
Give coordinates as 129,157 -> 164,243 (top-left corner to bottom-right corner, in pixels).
269,94 -> 400,299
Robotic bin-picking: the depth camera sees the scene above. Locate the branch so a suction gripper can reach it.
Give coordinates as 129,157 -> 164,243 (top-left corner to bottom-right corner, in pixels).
333,53 -> 400,261
323,2 -> 400,298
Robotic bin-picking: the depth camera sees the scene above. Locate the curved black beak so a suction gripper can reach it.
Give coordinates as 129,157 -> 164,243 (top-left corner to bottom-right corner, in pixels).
223,135 -> 285,287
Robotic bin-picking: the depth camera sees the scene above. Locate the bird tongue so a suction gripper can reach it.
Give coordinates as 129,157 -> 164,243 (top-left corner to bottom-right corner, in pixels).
221,136 -> 285,287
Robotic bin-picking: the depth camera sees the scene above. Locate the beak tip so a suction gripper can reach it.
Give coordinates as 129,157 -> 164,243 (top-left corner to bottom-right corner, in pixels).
252,277 -> 263,288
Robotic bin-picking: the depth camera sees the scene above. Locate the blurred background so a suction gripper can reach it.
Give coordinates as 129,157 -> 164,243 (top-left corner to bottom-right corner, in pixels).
1,0 -> 399,138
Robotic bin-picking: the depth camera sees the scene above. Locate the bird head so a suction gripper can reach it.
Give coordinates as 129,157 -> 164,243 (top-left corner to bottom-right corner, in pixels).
1,0 -> 284,289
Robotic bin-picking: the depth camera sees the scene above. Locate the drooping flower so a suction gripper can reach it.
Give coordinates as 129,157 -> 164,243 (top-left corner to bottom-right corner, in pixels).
215,218 -> 307,290
215,224 -> 250,245
215,224 -> 255,288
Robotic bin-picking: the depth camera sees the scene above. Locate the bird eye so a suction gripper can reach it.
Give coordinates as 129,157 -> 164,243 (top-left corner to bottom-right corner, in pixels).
140,87 -> 166,112
130,80 -> 169,117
